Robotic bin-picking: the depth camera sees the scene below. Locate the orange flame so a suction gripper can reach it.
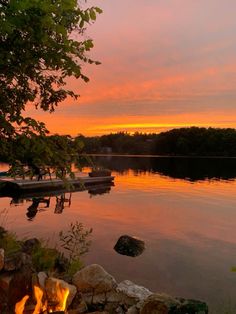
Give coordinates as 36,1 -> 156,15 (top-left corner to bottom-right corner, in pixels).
15,295 -> 29,314
32,285 -> 46,314
53,283 -> 69,311
14,283 -> 69,313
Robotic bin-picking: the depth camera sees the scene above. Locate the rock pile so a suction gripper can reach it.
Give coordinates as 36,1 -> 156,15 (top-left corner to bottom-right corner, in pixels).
69,264 -> 208,314
0,236 -> 208,314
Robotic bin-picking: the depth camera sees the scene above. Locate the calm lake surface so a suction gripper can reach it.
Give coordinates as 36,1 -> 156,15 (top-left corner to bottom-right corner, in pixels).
0,156 -> 236,313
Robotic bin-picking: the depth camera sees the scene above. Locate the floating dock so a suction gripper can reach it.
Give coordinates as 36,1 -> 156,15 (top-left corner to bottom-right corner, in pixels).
0,175 -> 115,195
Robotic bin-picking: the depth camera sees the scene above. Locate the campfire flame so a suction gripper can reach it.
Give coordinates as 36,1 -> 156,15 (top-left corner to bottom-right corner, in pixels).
15,295 -> 29,314
15,284 -> 69,313
53,282 -> 69,311
53,282 -> 70,311
33,285 -> 46,314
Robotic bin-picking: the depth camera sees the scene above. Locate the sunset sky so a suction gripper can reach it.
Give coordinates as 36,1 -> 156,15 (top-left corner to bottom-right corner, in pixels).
30,0 -> 236,136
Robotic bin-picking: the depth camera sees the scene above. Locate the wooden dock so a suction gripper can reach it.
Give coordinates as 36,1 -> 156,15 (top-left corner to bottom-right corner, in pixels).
0,175 -> 115,195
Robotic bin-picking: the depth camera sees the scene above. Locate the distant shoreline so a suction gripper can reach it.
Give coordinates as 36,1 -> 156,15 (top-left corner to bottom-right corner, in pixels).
84,154 -> 236,159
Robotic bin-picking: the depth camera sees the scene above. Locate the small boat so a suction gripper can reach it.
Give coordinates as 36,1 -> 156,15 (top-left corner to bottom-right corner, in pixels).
89,169 -> 112,177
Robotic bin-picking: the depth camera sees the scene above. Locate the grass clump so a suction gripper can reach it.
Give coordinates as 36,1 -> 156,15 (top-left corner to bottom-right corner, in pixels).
31,242 -> 59,272
0,227 -> 21,255
0,220 -> 92,278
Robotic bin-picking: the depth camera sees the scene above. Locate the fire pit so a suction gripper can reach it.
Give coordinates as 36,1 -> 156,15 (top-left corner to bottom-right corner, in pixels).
15,284 -> 70,314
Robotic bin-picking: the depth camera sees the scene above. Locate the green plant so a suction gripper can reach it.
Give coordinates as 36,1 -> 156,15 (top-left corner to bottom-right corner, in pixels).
66,258 -> 84,278
0,229 -> 21,255
59,221 -> 93,262
31,242 -> 59,272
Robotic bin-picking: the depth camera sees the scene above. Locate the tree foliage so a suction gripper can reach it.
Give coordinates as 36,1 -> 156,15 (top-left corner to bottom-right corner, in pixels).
0,0 -> 102,138
2,134 -> 84,178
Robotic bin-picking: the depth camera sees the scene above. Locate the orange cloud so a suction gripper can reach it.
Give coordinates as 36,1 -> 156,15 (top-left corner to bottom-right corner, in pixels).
24,0 -> 236,136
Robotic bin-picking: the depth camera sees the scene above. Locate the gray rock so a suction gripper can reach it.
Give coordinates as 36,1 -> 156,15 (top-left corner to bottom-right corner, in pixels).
117,280 -> 152,303
0,267 -> 33,309
73,264 -> 117,294
140,293 -> 180,314
76,299 -> 88,313
68,300 -> 88,314
176,297 -> 209,313
114,235 -> 145,257
45,277 -> 77,309
82,279 -> 152,309
0,273 -> 14,292
38,271 -> 48,289
126,304 -> 140,314
4,252 -> 32,272
140,294 -> 209,314
104,302 -> 125,314
4,252 -> 22,271
0,248 -> 4,271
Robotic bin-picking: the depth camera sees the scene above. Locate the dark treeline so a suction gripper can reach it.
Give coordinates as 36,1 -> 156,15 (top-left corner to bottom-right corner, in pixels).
77,127 -> 236,156
2,127 -> 236,167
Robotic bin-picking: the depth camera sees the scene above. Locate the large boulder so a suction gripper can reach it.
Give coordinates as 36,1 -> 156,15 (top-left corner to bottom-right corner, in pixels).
0,266 -> 33,311
176,298 -> 209,313
72,264 -> 117,294
4,252 -> 32,271
140,294 -> 209,314
140,293 -> 180,314
114,235 -> 145,257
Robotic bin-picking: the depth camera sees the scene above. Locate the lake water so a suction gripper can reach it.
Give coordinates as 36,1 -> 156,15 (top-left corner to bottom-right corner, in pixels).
0,156 -> 236,313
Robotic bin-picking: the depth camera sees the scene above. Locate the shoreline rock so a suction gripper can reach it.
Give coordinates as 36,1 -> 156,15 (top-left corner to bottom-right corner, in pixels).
114,235 -> 145,257
72,266 -> 208,314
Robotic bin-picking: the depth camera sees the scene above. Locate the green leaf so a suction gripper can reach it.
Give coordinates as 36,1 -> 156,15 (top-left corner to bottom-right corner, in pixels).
79,19 -> 85,28
94,7 -> 103,14
90,9 -> 96,21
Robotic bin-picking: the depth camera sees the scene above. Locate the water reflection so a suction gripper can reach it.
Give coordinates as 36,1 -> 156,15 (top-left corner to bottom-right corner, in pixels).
88,184 -> 112,197
55,193 -> 72,214
26,197 -> 50,220
89,156 -> 236,181
2,182 -> 113,221
0,158 -> 236,313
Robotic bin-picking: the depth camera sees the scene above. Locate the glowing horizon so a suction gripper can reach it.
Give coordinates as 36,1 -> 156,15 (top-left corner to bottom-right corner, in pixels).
26,0 -> 236,136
